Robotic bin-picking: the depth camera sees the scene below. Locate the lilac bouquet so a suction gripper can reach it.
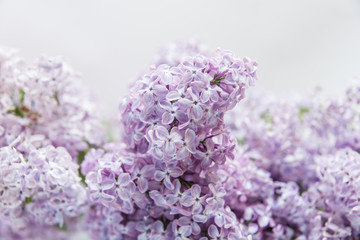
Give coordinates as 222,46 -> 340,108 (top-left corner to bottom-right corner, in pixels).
1,42 -> 360,240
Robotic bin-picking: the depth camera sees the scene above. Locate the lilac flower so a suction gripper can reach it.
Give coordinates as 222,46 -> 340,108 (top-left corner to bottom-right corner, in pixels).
161,103 -> 188,125
171,221 -> 192,240
178,208 -> 208,235
131,164 -> 155,193
146,129 -> 165,160
155,126 -> 182,156
139,79 -> 169,104
195,139 -> 219,168
174,129 -> 198,160
115,173 -> 132,201
181,184 -> 206,211
206,184 -> 226,209
150,220 -> 168,240
0,47 -> 107,158
165,179 -> 183,205
178,88 -> 204,120
208,224 -> 227,240
154,161 -> 183,190
86,170 -> 115,203
0,145 -> 86,239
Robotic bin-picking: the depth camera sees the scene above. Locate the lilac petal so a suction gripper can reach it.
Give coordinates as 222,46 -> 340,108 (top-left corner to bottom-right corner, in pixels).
191,185 -> 201,197
163,72 -> 173,84
164,176 -> 174,190
193,214 -> 208,223
201,158 -> 211,169
153,85 -> 168,96
177,147 -> 189,160
166,195 -> 178,205
102,181 -> 115,191
166,91 -> 181,101
214,213 -> 225,227
153,221 -> 164,233
170,167 -> 183,178
192,105 -> 203,120
181,195 -> 194,207
101,192 -> 115,202
152,144 -> 164,160
200,90 -> 210,103
258,215 -> 270,228
178,98 -> 192,106
193,203 -> 203,213
117,188 -> 131,200
191,222 -> 201,235
155,126 -> 169,140
162,112 -> 174,125
154,170 -> 165,181
170,66 -> 182,75
143,91 -> 153,103
138,178 -> 148,193
164,141 -> 176,155
210,91 -> 219,102
208,225 -> 220,238
179,226 -> 192,237
175,111 -> 188,123
121,156 -> 135,165
118,173 -> 131,186
149,191 -> 167,207
248,223 -> 259,234
173,179 -> 181,192
178,216 -> 191,226
89,192 -> 100,202
141,165 -> 155,178
185,129 -> 196,145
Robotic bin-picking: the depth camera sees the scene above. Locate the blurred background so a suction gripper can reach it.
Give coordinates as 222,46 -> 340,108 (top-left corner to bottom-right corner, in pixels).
0,0 -> 360,116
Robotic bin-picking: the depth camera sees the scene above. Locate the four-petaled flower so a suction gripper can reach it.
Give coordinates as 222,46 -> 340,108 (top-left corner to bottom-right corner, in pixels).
181,184 -> 207,211
154,161 -> 183,190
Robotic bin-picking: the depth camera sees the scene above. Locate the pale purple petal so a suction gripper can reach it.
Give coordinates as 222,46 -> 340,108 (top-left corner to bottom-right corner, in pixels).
162,112 -> 174,125
154,170 -> 165,181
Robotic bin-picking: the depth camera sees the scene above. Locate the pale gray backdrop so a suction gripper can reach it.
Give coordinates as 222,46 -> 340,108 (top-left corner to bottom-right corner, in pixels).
0,0 -> 360,116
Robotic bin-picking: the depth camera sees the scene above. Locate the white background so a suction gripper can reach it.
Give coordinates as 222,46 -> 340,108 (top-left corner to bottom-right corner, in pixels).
1,0 -> 360,116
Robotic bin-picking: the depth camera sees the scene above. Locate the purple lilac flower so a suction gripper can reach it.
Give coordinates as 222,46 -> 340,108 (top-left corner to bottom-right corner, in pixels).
0,145 -> 87,239
0,47 -> 107,159
84,46 -> 257,239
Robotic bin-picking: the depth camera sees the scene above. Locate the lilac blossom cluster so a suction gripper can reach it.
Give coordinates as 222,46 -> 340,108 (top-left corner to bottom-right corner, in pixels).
0,47 -> 106,239
225,82 -> 360,238
82,48 -> 258,239
2,40 -> 360,240
0,146 -> 86,239
0,47 -> 106,158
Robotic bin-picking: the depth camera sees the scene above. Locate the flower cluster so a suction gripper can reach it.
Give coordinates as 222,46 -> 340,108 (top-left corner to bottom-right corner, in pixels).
225,81 -> 360,238
2,41 -> 360,240
0,47 -> 106,239
83,48 -> 258,239
0,145 -> 86,239
0,47 -> 106,158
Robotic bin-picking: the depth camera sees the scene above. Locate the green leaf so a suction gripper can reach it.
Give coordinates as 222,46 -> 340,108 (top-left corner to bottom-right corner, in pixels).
56,223 -> 68,232
77,149 -> 90,165
14,105 -> 25,117
24,196 -> 32,204
317,206 -> 324,211
260,110 -> 273,124
19,89 -> 25,104
210,74 -> 226,86
237,137 -> 246,145
299,107 -> 310,119
77,149 -> 90,186
54,91 -> 60,105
